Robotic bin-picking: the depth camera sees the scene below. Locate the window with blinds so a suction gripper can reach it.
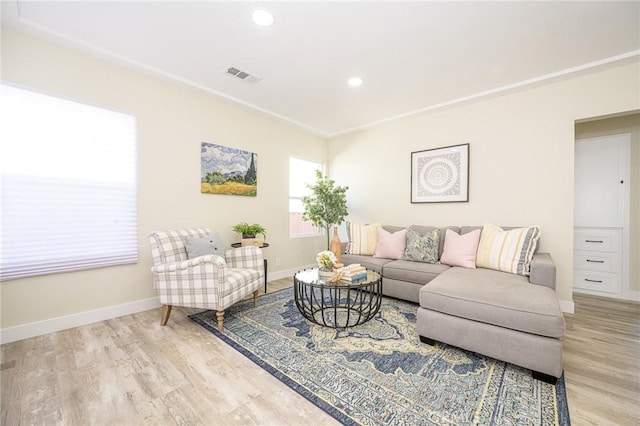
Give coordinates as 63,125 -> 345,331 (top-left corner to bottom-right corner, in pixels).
289,157 -> 323,237
0,83 -> 138,280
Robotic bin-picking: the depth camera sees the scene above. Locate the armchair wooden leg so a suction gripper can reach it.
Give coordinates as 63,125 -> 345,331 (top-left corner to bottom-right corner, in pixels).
216,310 -> 225,332
253,290 -> 259,307
161,305 -> 172,326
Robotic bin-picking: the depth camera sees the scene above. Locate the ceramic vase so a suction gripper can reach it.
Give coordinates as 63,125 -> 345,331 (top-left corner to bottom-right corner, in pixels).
330,227 -> 342,263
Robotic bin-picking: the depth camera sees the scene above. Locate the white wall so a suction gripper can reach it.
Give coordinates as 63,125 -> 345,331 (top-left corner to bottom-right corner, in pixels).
0,29 -> 328,335
328,61 -> 640,306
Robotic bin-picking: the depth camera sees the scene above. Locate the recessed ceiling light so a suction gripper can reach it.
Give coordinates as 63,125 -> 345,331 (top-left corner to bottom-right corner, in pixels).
252,9 -> 274,27
348,77 -> 363,87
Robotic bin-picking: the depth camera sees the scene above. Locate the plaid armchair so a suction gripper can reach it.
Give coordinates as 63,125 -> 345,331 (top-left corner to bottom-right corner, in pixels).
149,228 -> 264,331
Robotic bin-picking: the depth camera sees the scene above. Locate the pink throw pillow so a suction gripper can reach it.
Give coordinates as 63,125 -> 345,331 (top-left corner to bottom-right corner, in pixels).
374,228 -> 408,260
440,229 -> 481,268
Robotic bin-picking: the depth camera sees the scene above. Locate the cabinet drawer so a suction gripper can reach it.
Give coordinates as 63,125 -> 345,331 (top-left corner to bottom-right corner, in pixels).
573,270 -> 620,294
574,228 -> 621,253
573,252 -> 620,273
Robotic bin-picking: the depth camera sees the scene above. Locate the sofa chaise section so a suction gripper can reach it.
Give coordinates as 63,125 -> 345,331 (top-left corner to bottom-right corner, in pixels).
416,263 -> 565,382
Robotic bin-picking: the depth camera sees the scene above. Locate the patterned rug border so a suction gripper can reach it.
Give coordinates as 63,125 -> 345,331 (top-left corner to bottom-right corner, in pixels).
189,288 -> 570,425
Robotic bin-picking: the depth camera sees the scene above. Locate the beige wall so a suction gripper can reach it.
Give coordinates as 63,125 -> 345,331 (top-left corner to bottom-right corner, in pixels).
328,61 -> 640,305
575,114 -> 640,293
0,29 -> 328,329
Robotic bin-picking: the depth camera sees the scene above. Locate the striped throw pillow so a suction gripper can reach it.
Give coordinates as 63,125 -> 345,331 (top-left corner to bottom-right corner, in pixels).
347,221 -> 382,255
476,223 -> 540,276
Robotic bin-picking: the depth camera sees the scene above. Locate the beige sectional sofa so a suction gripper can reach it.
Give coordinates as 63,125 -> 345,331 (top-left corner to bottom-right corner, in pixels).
341,224 -> 565,384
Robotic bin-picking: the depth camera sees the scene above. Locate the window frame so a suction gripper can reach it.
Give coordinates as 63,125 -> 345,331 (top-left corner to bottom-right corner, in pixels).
289,157 -> 324,238
0,82 -> 138,281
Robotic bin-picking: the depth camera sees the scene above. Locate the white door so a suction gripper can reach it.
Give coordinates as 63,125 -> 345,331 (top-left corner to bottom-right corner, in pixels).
574,134 -> 629,227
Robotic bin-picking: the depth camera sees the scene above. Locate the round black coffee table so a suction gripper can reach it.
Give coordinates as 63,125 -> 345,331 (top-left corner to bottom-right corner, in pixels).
293,268 -> 382,328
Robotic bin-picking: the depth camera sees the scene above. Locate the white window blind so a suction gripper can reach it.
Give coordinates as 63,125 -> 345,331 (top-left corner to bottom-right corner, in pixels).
289,157 -> 323,237
0,83 -> 138,280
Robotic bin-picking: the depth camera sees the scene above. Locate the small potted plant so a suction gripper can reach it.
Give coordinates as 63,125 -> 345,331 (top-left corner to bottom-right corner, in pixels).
232,222 -> 267,239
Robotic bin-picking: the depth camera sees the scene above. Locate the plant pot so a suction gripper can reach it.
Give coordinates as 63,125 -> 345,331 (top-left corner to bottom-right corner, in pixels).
242,238 -> 264,247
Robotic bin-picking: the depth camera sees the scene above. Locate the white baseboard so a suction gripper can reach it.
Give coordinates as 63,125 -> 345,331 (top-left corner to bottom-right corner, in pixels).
0,297 -> 161,345
558,299 -> 575,314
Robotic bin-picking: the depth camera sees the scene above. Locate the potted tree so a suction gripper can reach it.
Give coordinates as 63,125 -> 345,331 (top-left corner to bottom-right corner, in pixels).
302,170 -> 349,252
232,222 -> 267,246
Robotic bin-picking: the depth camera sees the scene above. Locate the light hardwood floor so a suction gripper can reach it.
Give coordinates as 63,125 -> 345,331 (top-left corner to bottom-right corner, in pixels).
2,280 -> 639,425
563,293 -> 639,425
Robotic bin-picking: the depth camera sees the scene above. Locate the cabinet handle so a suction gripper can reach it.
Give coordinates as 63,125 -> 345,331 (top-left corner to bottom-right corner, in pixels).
585,240 -> 603,243
585,279 -> 603,283
586,259 -> 605,263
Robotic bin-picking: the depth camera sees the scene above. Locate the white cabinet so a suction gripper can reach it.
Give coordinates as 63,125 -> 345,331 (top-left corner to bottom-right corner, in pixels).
574,134 -> 629,299
573,227 -> 622,295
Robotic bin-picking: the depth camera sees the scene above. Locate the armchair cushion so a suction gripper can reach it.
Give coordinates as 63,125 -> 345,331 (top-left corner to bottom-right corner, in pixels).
184,233 -> 224,259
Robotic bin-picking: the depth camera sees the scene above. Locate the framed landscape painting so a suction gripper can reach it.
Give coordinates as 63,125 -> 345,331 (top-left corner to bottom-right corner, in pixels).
411,143 -> 469,203
201,142 -> 257,196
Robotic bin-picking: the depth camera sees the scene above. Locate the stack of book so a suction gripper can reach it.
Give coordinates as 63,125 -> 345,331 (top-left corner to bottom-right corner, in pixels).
338,264 -> 368,283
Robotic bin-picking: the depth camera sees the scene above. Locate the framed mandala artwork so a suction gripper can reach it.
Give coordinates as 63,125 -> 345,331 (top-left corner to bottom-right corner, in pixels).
411,143 -> 469,203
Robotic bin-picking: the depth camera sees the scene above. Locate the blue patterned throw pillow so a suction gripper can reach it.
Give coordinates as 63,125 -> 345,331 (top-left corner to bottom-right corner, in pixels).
403,229 -> 440,263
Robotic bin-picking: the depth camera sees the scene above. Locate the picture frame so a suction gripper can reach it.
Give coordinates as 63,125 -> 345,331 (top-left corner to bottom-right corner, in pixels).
201,142 -> 258,196
411,143 -> 469,203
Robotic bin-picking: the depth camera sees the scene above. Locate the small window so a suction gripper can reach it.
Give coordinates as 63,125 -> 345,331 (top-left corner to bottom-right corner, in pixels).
0,83 -> 138,280
289,157 -> 323,237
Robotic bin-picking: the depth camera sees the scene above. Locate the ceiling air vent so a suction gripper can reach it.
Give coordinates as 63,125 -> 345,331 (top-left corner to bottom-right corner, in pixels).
224,67 -> 262,85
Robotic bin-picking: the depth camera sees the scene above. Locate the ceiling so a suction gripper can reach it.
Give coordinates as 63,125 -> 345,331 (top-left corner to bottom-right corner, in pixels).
2,1 -> 639,138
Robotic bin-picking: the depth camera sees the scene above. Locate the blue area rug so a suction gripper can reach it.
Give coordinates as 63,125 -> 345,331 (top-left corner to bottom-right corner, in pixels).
189,288 -> 570,425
